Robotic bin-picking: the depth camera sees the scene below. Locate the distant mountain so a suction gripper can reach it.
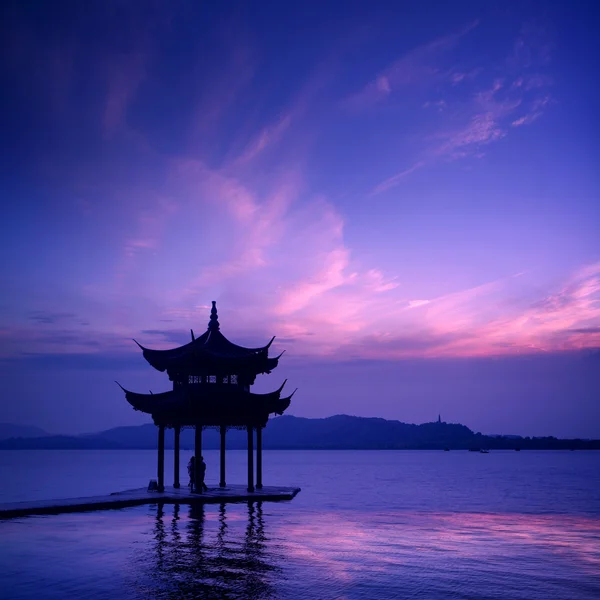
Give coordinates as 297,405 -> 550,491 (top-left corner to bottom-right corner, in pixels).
0,415 -> 598,450
0,423 -> 50,440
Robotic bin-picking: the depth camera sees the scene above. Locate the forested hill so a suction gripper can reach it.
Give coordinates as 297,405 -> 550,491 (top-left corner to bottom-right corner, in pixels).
0,415 -> 598,450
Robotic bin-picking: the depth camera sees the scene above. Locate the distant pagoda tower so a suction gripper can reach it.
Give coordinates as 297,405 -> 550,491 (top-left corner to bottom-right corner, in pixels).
117,301 -> 295,493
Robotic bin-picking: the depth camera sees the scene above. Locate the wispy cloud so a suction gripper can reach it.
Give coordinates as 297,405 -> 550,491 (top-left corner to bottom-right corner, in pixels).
1,7 -> 592,370
344,20 -> 479,111
189,44 -> 256,155
236,113 -> 293,163
265,264 -> 600,360
370,162 -> 425,195
28,311 -> 77,325
233,60 -> 335,165
369,23 -> 554,195
511,95 -> 552,127
102,50 -> 147,139
276,248 -> 351,315
116,195 -> 179,284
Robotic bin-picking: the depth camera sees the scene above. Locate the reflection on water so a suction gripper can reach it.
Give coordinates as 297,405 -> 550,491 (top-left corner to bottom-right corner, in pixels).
275,510 -> 600,599
129,502 -> 279,599
1,503 -> 600,600
114,504 -> 600,600
1,450 -> 600,599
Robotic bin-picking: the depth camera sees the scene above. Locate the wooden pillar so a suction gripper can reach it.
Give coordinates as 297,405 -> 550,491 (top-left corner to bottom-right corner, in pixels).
219,425 -> 226,488
247,425 -> 254,493
157,424 -> 165,492
194,425 -> 202,494
173,426 -> 181,488
256,426 -> 263,489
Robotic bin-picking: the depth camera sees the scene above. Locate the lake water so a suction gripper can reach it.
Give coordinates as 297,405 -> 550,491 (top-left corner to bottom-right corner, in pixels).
1,450 -> 599,599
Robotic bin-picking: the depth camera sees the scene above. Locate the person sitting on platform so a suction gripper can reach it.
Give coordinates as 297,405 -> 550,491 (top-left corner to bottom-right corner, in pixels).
187,456 -> 196,491
198,456 -> 209,493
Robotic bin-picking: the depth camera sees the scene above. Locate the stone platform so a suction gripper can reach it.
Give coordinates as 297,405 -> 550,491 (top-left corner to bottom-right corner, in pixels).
0,484 -> 301,519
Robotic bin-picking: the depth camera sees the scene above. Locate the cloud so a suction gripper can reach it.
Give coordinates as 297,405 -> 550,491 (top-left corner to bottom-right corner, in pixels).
189,44 -> 256,154
370,162 -> 425,196
450,68 -> 481,85
364,269 -> 400,293
407,300 -> 430,309
511,95 -> 553,127
429,264 -> 600,357
344,20 -> 479,110
268,264 -> 600,360
232,60 -> 335,165
276,248 -> 351,315
28,311 -> 77,325
0,351 -> 144,372
102,50 -> 147,139
1,10 -> 589,370
423,99 -> 447,111
433,111 -> 506,160
369,24 -> 555,195
0,322 -> 137,361
236,113 -> 293,163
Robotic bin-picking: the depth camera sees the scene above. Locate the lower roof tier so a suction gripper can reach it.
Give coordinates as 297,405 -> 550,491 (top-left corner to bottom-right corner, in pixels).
117,382 -> 295,428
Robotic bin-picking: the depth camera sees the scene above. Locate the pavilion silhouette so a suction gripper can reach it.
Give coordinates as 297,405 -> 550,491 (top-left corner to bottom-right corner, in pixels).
117,302 -> 296,492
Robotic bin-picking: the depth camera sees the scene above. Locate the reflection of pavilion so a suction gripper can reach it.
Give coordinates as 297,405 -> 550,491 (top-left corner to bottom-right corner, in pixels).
118,302 -> 296,493
140,502 -> 279,599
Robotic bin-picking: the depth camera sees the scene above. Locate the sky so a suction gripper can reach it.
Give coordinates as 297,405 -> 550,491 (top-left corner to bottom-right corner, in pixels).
0,0 -> 598,437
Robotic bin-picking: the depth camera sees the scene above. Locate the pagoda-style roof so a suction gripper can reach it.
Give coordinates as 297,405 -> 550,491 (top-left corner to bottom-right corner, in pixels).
134,302 -> 281,377
116,381 -> 295,428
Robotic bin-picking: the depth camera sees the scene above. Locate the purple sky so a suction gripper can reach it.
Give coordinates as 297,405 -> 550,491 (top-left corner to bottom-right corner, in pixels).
1,1 -> 598,437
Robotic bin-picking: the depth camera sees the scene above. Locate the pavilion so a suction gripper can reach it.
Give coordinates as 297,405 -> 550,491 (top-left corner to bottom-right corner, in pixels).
117,302 -> 295,493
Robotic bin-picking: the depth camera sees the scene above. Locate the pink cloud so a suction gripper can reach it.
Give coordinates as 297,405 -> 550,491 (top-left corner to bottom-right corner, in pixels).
370,162 -> 425,196
189,45 -> 256,153
270,264 -> 600,360
276,248 -> 351,315
344,20 -> 479,110
371,67 -> 553,193
511,95 -> 553,127
407,300 -> 430,309
433,112 -> 506,160
98,144 -> 599,360
236,114 -> 293,163
364,269 -> 400,293
233,63 -> 334,165
102,50 -> 147,139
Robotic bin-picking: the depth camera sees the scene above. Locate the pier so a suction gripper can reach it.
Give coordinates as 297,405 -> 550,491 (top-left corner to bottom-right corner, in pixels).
0,484 -> 301,519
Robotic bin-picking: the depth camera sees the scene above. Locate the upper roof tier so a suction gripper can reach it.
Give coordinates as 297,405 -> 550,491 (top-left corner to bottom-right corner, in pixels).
134,302 -> 282,376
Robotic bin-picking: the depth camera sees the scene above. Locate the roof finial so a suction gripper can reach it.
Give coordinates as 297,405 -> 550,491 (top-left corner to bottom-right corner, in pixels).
208,300 -> 220,331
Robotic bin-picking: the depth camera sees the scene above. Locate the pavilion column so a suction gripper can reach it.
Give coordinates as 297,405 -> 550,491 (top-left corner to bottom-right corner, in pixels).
247,425 -> 254,493
219,425 -> 226,488
256,427 -> 263,489
173,426 -> 181,488
157,424 -> 165,492
194,425 -> 202,493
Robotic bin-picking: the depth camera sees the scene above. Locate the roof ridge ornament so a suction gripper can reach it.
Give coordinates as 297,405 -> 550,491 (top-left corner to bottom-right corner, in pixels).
208,300 -> 220,331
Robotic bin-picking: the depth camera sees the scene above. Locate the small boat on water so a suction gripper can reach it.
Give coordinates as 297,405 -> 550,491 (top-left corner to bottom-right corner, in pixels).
479,449 -> 489,454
